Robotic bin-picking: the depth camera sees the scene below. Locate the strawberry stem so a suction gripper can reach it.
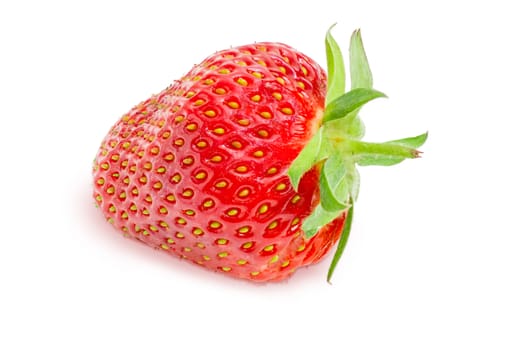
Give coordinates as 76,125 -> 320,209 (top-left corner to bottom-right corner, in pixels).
287,25 -> 427,281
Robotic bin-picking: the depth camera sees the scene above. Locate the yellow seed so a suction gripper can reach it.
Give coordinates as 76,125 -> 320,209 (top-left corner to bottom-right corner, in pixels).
174,138 -> 184,147
171,174 -> 182,183
269,255 -> 279,264
175,232 -> 185,239
218,251 -> 229,258
119,191 -> 126,199
227,208 -> 239,216
164,153 -> 175,162
142,230 -> 149,236
236,77 -> 248,86
159,221 -> 169,228
213,127 -> 225,135
186,123 -> 198,131
227,101 -> 240,109
183,247 -> 192,252
230,140 -> 242,149
144,194 -> 152,203
214,87 -> 227,95
130,204 -> 137,211
100,163 -> 110,170
161,244 -> 169,250
174,115 -> 185,123
257,60 -> 266,66
279,66 -> 287,74
96,178 -> 105,185
210,155 -> 223,163
150,147 -> 160,155
253,150 -> 264,158
157,167 -> 166,174
209,221 -> 222,229
167,238 -> 175,244
281,107 -> 293,115
238,226 -> 251,234
237,259 -> 247,265
251,71 -> 263,79
275,183 -> 287,191
276,77 -> 285,85
204,78 -> 215,85
238,188 -> 250,197
131,187 -> 139,195
176,217 -> 187,225
237,119 -> 250,126
153,181 -> 162,190
95,194 -> 103,203
267,220 -> 279,230
237,60 -> 247,66
297,244 -> 306,252
216,238 -> 228,245
263,244 -> 274,252
272,92 -> 282,100
215,180 -> 228,188
182,189 -> 194,198
193,99 -> 205,106
250,271 -> 260,276
221,267 -> 232,272
142,208 -> 150,215
192,228 -> 204,236
218,68 -> 231,74
267,167 -> 278,175
250,94 -> 261,102
193,171 -> 206,181
260,111 -> 272,119
109,205 -> 116,213
203,255 -> 211,261
301,65 -> 308,76
258,204 -> 269,214
161,131 -> 171,139
204,109 -> 216,117
159,207 -> 168,214
166,194 -> 176,202
291,217 -> 300,226
196,242 -> 206,249
182,157 -> 194,165
281,260 -> 291,268
196,140 -> 208,148
121,211 -> 128,219
297,81 -> 306,89
139,176 -> 147,184
149,225 -> 158,232
291,194 -> 301,204
203,199 -> 215,208
257,129 -> 269,138
235,165 -> 248,173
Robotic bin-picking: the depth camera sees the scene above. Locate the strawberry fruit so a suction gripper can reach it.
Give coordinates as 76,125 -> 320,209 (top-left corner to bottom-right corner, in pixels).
92,26 -> 426,282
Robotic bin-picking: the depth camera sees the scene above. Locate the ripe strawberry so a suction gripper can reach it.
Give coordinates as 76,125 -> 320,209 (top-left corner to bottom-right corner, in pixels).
92,26 -> 426,282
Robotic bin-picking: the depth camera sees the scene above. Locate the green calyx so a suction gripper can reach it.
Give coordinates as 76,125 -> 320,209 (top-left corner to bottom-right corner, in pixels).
287,25 -> 427,282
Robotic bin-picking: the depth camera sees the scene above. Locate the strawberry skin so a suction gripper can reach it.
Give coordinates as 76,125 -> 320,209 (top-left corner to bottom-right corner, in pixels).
93,42 -> 345,282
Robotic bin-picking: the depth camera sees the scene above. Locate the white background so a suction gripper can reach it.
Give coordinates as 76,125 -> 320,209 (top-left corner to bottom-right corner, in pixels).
1,0 -> 504,348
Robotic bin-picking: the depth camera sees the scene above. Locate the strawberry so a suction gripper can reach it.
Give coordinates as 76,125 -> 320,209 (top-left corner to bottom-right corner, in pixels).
92,26 -> 426,282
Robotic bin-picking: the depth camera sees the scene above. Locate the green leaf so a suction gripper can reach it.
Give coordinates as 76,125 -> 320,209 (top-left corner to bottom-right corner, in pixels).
319,154 -> 349,212
322,88 -> 386,123
325,24 -> 346,106
287,127 -> 324,190
350,29 -> 373,90
327,201 -> 354,283
302,204 -> 346,239
350,133 -> 427,166
386,132 -> 428,149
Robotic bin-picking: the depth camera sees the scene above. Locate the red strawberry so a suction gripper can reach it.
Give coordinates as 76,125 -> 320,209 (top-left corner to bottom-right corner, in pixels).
92,26 -> 426,282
